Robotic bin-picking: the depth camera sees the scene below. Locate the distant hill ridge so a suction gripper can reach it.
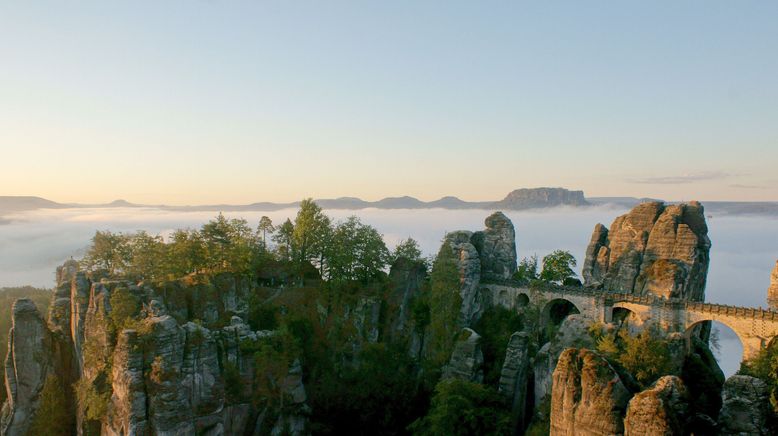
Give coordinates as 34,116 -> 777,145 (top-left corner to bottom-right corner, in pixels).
0,188 -> 587,213
2,189 -> 778,217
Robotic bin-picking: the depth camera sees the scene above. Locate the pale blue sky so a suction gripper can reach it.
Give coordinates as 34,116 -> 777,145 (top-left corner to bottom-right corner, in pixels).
1,1 -> 777,204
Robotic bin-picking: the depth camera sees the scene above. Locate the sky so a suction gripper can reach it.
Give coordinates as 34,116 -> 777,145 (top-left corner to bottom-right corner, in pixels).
1,1 -> 777,205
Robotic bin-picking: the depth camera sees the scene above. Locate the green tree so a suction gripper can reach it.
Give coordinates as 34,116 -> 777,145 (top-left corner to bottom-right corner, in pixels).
392,237 -> 424,264
427,241 -> 462,365
409,379 -> 511,436
595,326 -> 672,387
273,218 -> 294,261
292,199 -> 333,275
540,250 -> 577,284
28,374 -> 73,436
258,216 -> 275,250
81,231 -> 131,276
127,231 -> 166,281
327,216 -> 389,283
514,255 -> 539,283
109,287 -> 140,331
200,213 -> 257,272
166,229 -> 206,276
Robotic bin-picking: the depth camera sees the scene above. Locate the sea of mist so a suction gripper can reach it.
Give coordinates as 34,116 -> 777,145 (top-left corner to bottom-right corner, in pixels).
1,205 -> 777,376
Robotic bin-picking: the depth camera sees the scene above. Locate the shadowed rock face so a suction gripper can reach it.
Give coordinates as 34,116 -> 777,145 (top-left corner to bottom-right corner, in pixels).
624,376 -> 689,436
0,300 -> 53,436
718,375 -> 772,435
768,261 -> 778,310
498,331 -> 531,432
549,348 -> 633,436
442,328 -> 484,383
582,201 -> 711,301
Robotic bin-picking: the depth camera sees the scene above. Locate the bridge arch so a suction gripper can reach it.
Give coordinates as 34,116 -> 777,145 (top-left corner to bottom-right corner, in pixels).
542,298 -> 581,328
684,319 -> 752,365
515,292 -> 529,308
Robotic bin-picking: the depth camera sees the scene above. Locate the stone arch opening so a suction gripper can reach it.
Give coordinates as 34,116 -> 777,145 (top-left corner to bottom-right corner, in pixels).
515,293 -> 529,308
543,298 -> 580,328
685,320 -> 745,377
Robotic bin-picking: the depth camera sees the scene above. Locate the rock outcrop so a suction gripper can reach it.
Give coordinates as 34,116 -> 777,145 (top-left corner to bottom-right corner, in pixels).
549,348 -> 633,436
445,231 -> 483,325
442,328 -> 484,383
471,212 -> 518,281
443,212 -> 518,325
624,376 -> 689,436
769,260 -> 778,310
534,315 -> 597,406
0,300 -> 54,436
498,331 -> 531,432
2,261 -> 311,436
718,375 -> 772,435
582,201 -> 711,301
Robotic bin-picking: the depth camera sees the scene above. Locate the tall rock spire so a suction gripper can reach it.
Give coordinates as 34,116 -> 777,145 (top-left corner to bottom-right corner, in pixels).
581,201 -> 711,301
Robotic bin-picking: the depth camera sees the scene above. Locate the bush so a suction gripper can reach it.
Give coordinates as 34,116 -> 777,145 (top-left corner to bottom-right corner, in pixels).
409,379 -> 511,436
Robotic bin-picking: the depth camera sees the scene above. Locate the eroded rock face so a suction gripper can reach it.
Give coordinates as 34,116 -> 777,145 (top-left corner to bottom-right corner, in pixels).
445,231 -> 483,325
549,348 -> 633,436
442,328 -> 484,383
471,212 -> 518,281
718,375 -> 772,435
534,315 -> 596,406
498,331 -> 531,432
582,201 -> 711,301
387,258 -> 426,344
0,299 -> 53,436
443,212 -> 519,325
624,376 -> 689,436
768,260 -> 778,310
105,330 -> 148,436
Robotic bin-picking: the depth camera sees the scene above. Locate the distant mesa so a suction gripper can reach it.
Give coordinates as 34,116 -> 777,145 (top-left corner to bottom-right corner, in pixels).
494,187 -> 588,209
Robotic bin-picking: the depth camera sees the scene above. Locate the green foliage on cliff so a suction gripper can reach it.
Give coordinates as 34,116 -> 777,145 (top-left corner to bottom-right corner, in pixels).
741,342 -> 778,413
474,306 -> 524,386
409,379 -> 511,436
109,287 -> 140,331
595,326 -> 672,387
28,374 -> 74,436
426,242 -> 462,365
74,378 -> 110,421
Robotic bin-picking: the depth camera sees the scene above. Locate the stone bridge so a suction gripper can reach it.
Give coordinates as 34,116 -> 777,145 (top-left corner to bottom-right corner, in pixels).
483,282 -> 778,361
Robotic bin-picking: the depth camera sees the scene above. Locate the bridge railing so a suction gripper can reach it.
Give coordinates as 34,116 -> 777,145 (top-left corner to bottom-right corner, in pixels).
481,279 -> 778,321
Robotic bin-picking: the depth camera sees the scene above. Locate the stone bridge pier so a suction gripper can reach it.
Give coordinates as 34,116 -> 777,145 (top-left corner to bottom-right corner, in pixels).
483,283 -> 778,361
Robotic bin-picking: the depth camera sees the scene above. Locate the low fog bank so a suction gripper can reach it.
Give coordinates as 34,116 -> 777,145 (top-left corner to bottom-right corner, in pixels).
1,205 -> 775,377
2,205 -> 777,308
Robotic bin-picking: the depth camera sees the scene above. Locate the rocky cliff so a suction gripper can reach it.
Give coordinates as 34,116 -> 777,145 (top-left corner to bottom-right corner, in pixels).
582,201 -> 711,300
444,211 -> 518,325
549,348 -> 633,436
1,266 -> 310,436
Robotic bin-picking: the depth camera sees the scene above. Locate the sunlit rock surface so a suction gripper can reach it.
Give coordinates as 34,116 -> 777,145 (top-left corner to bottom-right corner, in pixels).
582,201 -> 711,301
624,376 -> 689,436
549,348 -> 633,436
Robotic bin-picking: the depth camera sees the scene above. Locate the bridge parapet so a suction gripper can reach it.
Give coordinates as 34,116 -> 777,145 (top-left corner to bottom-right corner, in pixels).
482,280 -> 778,360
